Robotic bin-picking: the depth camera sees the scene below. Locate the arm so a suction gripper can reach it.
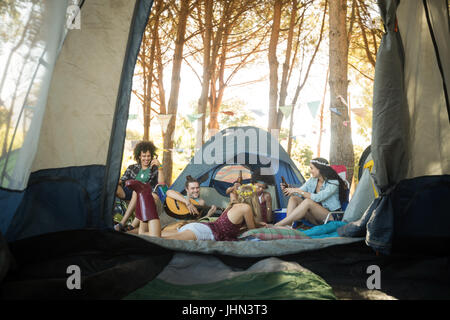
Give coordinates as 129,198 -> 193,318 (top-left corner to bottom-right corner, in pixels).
264,192 -> 273,223
150,158 -> 165,185
120,164 -> 136,184
226,182 -> 241,195
243,206 -> 257,230
284,178 -> 312,198
166,190 -> 199,215
289,181 -> 339,203
309,181 -> 339,203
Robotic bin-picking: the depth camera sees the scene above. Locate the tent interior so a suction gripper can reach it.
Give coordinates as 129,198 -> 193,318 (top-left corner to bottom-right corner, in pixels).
0,0 -> 449,300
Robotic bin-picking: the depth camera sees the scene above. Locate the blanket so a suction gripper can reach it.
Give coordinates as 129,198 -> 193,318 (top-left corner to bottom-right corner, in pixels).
124,253 -> 336,300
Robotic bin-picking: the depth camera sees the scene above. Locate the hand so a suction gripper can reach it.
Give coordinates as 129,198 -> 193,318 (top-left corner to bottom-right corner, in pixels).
151,158 -> 161,168
233,182 -> 241,190
260,222 -> 273,228
206,205 -> 217,218
281,184 -> 290,196
280,182 -> 289,194
186,202 -> 199,216
284,188 -> 298,197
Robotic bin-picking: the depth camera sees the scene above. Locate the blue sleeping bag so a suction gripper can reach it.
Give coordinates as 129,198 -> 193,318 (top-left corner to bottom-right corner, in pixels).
301,221 -> 348,239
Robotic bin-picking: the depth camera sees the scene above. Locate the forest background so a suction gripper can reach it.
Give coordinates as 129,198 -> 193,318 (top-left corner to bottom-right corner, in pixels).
122,0 -> 381,186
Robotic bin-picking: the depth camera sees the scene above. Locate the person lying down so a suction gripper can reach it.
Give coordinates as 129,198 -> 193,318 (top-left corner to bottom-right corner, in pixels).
124,181 -> 266,241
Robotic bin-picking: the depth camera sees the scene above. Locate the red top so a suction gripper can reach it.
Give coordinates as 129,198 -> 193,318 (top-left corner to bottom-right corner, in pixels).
259,198 -> 268,223
205,209 -> 243,241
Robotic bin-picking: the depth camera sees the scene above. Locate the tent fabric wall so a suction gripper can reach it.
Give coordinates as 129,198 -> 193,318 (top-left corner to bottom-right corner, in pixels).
4,165 -> 105,242
0,0 -> 70,234
1,0 -> 154,239
31,0 -> 137,171
398,0 -> 450,178
101,0 -> 154,228
356,0 -> 450,254
0,1 -> 69,191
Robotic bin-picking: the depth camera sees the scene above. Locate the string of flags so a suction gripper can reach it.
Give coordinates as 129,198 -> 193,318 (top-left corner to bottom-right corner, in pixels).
279,105 -> 293,117
127,97 -> 369,147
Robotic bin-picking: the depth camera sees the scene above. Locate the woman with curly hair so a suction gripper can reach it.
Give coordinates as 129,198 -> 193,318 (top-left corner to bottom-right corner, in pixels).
276,157 -> 348,227
114,141 -> 165,232
136,184 -> 265,240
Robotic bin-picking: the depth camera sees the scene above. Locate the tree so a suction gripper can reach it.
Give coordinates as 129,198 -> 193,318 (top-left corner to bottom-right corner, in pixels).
328,0 -> 354,183
162,0 -> 191,185
195,0 -> 213,149
187,0 -> 269,141
287,0 -> 327,155
267,0 -> 282,139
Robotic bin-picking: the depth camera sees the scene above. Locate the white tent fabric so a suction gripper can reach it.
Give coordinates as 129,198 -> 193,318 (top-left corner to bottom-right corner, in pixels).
397,0 -> 450,178
343,168 -> 377,223
31,0 -> 137,172
0,0 -> 70,190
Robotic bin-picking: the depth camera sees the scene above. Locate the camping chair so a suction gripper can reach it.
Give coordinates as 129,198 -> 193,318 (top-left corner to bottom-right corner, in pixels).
294,165 -> 350,228
323,189 -> 349,224
294,191 -> 349,229
154,184 -> 168,203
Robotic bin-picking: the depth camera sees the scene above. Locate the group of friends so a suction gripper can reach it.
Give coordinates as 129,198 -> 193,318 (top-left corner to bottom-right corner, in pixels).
113,140 -> 348,242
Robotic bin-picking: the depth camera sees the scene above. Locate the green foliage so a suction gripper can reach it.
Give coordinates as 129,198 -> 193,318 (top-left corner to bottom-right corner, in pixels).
217,98 -> 257,129
289,140 -> 313,180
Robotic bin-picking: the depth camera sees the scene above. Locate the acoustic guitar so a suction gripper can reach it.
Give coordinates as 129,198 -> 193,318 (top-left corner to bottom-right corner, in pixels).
164,196 -> 224,220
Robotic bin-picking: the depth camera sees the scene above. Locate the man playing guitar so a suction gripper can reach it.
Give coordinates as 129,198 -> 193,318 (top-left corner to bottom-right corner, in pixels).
165,175 -> 217,218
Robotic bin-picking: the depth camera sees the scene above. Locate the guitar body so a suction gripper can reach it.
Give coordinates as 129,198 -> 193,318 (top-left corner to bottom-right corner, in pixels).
164,197 -> 223,220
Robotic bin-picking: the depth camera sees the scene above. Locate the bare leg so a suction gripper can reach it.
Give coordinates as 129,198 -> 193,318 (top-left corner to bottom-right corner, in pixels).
131,218 -> 140,228
139,219 -> 161,237
116,184 -> 126,199
275,199 -> 329,226
119,191 -> 137,225
162,229 -> 197,240
161,229 -> 181,237
306,203 -> 332,225
286,195 -> 303,218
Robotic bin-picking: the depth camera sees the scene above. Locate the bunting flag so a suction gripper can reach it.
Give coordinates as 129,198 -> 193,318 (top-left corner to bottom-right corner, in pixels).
250,109 -> 265,117
343,121 -> 349,127
186,113 -> 203,123
330,107 -> 342,116
307,101 -> 321,119
156,114 -> 173,134
337,95 -> 348,107
351,107 -> 368,118
221,111 -> 235,116
279,105 -> 293,117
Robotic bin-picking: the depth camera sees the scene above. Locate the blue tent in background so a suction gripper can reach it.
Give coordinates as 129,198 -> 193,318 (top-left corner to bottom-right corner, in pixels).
169,126 -> 306,209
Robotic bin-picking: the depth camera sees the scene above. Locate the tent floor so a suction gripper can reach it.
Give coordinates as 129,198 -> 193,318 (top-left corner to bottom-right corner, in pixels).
1,230 -> 449,300
217,241 -> 450,300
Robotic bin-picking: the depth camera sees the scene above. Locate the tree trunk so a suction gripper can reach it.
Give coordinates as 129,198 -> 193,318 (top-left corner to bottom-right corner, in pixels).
142,28 -> 152,141
317,68 -> 329,157
163,0 -> 189,185
208,22 -> 230,138
196,0 -> 213,149
329,0 -> 354,184
267,0 -> 282,139
277,0 -> 297,129
287,0 -> 327,154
